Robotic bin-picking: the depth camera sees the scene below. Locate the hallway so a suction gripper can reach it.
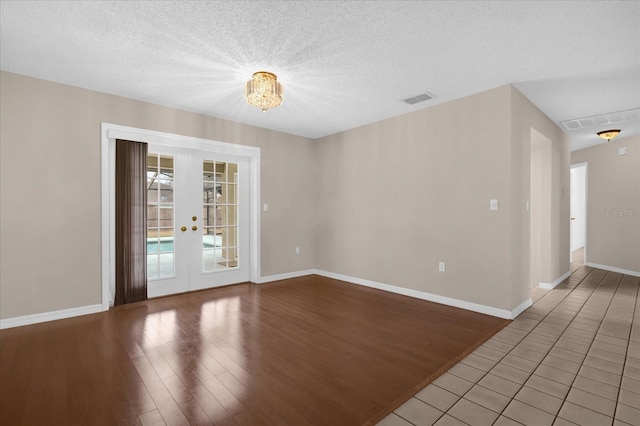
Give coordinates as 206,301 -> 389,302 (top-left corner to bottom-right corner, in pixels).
380,266 -> 640,426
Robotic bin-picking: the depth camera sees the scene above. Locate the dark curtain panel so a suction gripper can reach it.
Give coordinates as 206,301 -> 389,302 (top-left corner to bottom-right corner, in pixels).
115,139 -> 148,305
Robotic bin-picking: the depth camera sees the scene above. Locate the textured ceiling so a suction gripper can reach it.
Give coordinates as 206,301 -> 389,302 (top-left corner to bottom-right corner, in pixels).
1,1 -> 639,150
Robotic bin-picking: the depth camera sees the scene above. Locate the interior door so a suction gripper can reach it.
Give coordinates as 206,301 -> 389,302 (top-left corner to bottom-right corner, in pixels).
570,168 -> 577,254
146,145 -> 250,298
570,165 -> 586,255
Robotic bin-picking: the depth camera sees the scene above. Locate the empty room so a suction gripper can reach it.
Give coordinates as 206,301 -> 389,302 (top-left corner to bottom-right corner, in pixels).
1,1 -> 639,425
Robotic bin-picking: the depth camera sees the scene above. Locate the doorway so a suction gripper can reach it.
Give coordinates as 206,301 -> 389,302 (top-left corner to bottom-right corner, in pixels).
530,129 -> 552,288
570,163 -> 587,267
101,123 -> 260,308
146,145 -> 250,298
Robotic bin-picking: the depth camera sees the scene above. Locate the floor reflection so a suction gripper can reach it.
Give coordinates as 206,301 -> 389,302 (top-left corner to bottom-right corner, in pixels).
0,278 -> 516,425
141,309 -> 177,348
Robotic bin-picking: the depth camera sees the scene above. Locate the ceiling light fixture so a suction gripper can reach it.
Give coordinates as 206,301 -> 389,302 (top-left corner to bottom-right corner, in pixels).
245,71 -> 283,112
597,129 -> 621,142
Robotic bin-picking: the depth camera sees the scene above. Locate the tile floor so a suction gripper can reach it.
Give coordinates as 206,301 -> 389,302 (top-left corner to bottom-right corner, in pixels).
378,264 -> 640,426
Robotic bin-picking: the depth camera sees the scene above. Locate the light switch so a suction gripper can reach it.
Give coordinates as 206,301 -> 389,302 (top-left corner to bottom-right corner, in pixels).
263,203 -> 268,212
490,199 -> 498,211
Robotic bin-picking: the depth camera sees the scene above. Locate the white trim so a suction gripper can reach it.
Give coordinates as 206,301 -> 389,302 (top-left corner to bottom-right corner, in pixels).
100,124 -> 113,310
250,155 -> 261,283
257,269 -> 315,284
255,269 -> 529,319
313,270 -> 524,320
511,298 -> 533,318
585,262 -> 640,278
104,124 -> 260,156
0,304 -> 103,330
101,123 -> 261,308
539,270 -> 571,289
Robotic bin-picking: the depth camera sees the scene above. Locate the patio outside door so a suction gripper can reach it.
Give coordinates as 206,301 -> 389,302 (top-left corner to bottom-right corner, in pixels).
146,144 -> 249,298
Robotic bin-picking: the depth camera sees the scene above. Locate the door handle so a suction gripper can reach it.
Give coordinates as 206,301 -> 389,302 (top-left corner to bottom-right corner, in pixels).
192,225 -> 198,231
181,226 -> 187,232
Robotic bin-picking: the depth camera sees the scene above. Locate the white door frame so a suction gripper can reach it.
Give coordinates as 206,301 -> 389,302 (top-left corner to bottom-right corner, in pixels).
100,123 -> 261,310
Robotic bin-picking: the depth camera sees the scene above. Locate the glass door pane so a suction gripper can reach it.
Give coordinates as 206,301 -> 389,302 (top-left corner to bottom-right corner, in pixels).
147,154 -> 175,279
202,160 -> 239,272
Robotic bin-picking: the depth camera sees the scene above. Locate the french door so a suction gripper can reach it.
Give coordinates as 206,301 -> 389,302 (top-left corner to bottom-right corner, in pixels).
146,144 -> 249,298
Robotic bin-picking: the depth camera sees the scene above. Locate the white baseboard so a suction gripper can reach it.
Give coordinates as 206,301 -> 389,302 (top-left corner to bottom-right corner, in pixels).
511,298 -> 533,318
256,269 -> 315,284
2,267 -> 540,328
313,269 -> 527,320
585,262 -> 640,278
539,270 -> 572,290
0,304 -> 104,330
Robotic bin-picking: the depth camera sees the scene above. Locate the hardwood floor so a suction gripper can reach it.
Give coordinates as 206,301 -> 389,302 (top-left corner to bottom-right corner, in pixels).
0,275 -> 508,425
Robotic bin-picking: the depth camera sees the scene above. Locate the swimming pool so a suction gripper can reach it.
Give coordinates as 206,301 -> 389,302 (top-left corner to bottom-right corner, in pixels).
147,236 -> 220,253
147,240 -> 174,253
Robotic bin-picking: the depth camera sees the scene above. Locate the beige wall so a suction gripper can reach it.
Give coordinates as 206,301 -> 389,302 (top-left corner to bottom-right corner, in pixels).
0,71 -> 316,319
572,135 -> 640,273
314,85 -> 570,312
1,71 -> 571,320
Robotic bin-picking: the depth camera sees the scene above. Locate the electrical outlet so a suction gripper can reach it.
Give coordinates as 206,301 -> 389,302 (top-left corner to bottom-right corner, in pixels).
438,262 -> 446,272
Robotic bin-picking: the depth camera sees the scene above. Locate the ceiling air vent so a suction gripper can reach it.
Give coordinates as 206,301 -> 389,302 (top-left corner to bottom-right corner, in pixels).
403,92 -> 435,105
561,108 -> 640,132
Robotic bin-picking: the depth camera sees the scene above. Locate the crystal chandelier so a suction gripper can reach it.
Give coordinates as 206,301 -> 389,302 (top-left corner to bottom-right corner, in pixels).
245,71 -> 283,112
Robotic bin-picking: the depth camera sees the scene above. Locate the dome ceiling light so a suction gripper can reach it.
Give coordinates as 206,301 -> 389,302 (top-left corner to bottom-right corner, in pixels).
596,129 -> 621,142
